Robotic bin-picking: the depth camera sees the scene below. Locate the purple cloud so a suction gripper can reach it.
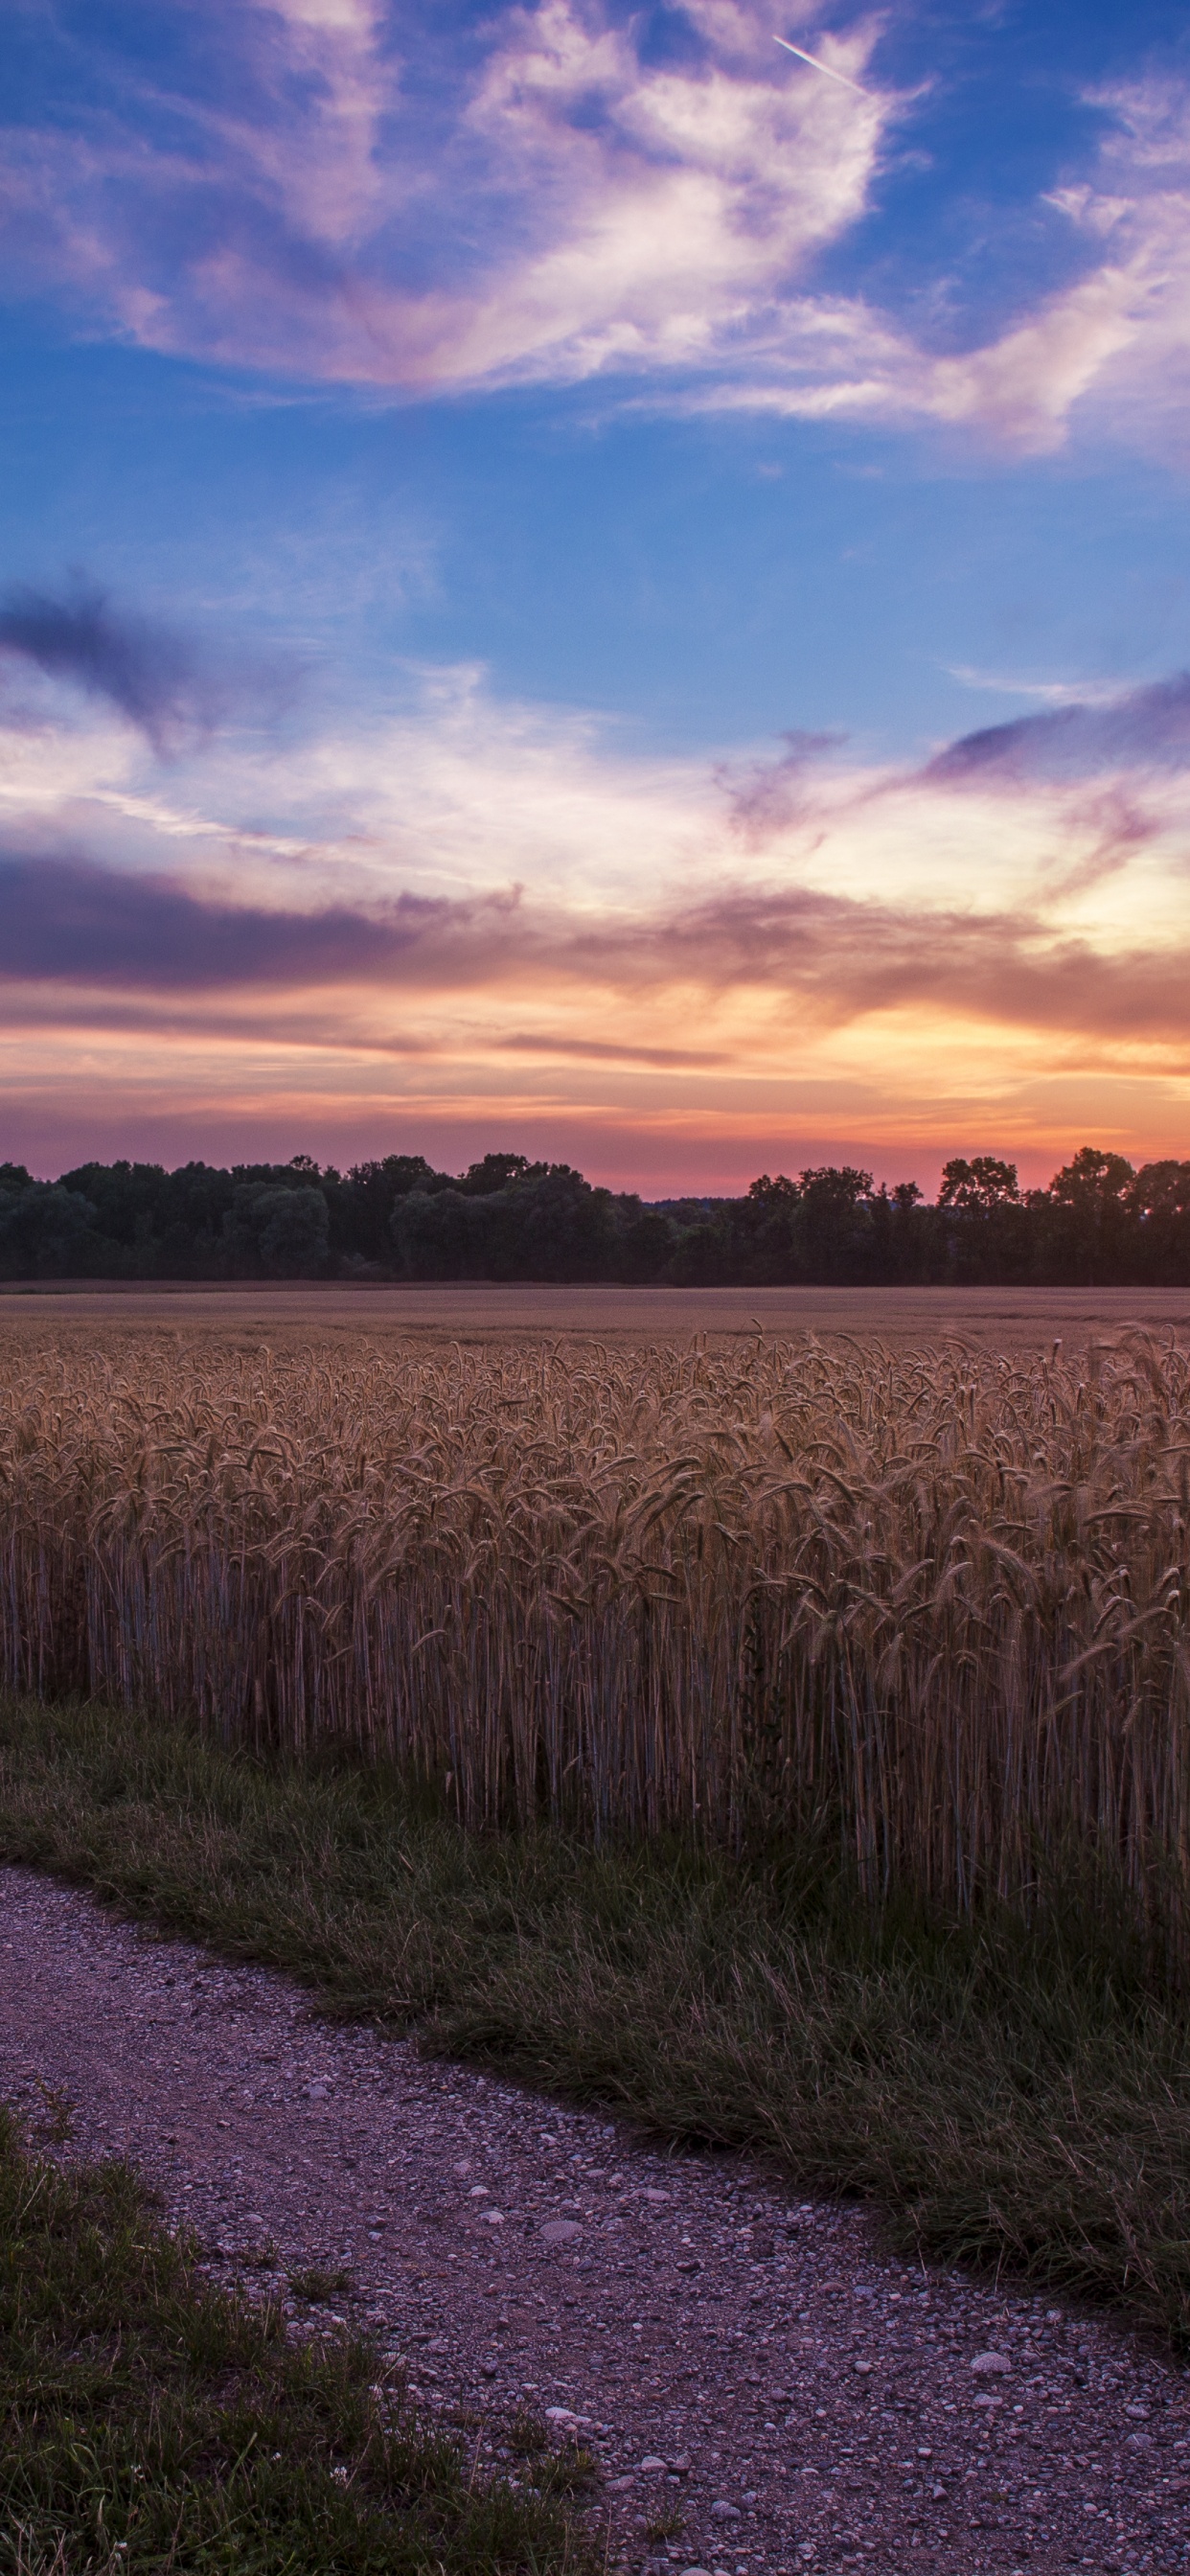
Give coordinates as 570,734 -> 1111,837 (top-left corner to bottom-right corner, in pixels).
720,731 -> 844,847
3,802 -> 1189,1062
927,673 -> 1190,785
497,1030 -> 726,1069
0,852 -> 467,987
0,583 -> 225,752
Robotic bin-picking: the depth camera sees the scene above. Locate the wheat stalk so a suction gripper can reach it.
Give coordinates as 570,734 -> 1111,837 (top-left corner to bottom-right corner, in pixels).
2,1325 -> 1188,1944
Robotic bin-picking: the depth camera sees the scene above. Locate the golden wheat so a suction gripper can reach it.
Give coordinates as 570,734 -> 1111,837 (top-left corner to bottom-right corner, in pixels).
1,1324 -> 1188,1929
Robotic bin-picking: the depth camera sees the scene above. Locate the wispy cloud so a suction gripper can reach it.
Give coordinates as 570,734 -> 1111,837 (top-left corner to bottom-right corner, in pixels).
946,666 -> 1131,709
3,623 -> 1190,1198
496,1029 -> 727,1068
6,10 -> 1190,460
0,2 -> 897,392
720,728 -> 842,848
626,876 -> 1190,1047
698,78 -> 1190,456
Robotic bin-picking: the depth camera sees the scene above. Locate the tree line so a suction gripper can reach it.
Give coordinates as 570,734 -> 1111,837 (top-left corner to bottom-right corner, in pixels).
1,1143 -> 1188,1286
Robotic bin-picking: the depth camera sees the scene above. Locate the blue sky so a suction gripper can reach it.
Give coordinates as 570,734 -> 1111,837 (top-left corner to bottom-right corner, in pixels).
1,0 -> 1189,1188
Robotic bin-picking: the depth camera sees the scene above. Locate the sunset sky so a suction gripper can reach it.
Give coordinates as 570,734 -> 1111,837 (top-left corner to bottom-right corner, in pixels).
2,0 -> 1189,1193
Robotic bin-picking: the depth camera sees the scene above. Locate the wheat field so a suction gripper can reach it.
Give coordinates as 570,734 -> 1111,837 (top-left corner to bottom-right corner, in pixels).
4,1278 -> 1190,1344
2,1324 -> 1189,1937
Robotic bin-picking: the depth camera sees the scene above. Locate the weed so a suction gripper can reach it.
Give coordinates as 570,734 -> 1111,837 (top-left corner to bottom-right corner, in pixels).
540,2448 -> 599,2500
288,2263 -> 354,2302
507,2409 -> 550,2460
34,2082 -> 75,2145
503,2420 -> 597,2500
238,2237 -> 279,2269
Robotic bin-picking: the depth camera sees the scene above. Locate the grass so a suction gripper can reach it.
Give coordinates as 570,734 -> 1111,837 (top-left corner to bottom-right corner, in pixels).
288,2265 -> 355,2305
3,1696 -> 1190,2353
0,2090 -> 588,2576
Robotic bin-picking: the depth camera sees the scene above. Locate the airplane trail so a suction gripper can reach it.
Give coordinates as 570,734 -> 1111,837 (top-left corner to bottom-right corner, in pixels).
773,34 -> 868,95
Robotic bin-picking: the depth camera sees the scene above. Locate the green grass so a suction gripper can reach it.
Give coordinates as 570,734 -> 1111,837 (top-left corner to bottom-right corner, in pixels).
0,2098 -> 587,2576
3,1695 -> 1190,2353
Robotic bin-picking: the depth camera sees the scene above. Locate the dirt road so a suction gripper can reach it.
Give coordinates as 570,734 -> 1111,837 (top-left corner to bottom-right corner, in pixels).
1,1864 -> 1183,2575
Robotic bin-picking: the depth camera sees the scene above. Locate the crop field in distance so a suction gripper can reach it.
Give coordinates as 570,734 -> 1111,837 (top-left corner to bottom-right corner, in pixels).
4,1314 -> 1190,1961
1,1278 -> 1190,1346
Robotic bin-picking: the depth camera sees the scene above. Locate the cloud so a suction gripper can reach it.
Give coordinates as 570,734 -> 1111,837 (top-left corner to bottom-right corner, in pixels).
6,833 -> 1190,1093
1,789 -> 1187,1057
696,77 -> 1190,457
926,673 -> 1190,785
625,876 -> 1190,1048
0,849 -> 484,988
496,1028 -> 726,1067
0,582 -> 249,752
0,0 -> 898,393
8,7 -> 1190,457
5,650 -> 1190,1195
720,729 -> 842,847
946,667 -> 1130,709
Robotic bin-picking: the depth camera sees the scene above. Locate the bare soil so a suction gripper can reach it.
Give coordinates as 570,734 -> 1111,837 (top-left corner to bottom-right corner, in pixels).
1,1863 -> 1185,2576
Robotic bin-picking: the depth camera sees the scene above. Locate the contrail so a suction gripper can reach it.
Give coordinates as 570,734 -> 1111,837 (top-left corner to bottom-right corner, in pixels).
773,33 -> 868,94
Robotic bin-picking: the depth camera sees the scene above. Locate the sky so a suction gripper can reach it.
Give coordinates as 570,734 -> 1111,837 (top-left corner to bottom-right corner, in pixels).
2,0 -> 1190,1193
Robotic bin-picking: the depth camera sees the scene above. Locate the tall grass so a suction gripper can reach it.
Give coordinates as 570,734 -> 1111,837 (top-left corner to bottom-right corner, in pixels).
1,1326 -> 1188,1942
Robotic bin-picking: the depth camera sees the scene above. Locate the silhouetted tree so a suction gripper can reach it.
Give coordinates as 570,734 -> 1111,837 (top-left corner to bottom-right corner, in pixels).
223,1184 -> 330,1277
457,1153 -> 536,1196
3,1138 -> 1189,1285
1041,1148 -> 1135,1283
937,1156 -> 1028,1281
1130,1160 -> 1190,1283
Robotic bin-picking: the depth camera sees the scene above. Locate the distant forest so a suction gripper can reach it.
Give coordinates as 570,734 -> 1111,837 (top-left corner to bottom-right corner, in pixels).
2,1144 -> 1190,1286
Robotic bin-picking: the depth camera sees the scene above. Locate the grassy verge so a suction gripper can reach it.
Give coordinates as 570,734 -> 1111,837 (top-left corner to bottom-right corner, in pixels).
2,1696 -> 1190,2351
0,2098 -> 586,2576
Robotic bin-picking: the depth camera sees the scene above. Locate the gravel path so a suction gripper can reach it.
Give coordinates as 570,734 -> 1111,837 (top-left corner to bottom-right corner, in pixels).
1,1864 -> 1186,2576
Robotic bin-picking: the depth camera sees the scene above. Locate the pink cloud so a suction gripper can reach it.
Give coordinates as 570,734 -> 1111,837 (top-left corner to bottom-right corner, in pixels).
0,1 -> 899,391
4,652 -> 1190,1191
8,8 -> 1190,457
696,79 -> 1190,457
3,811 -> 1189,1057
